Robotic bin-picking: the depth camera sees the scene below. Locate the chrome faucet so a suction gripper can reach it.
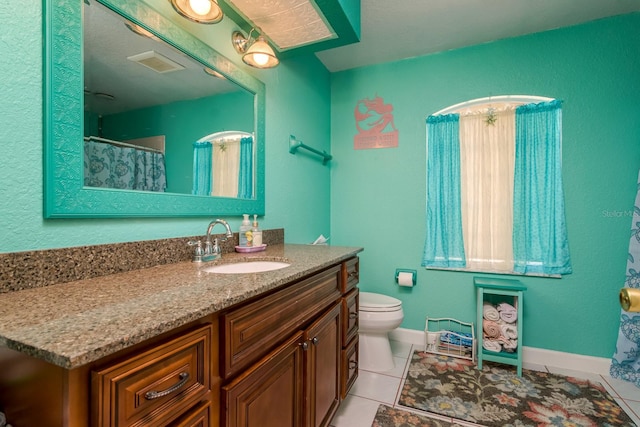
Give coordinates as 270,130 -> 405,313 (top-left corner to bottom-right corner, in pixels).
189,219 -> 234,262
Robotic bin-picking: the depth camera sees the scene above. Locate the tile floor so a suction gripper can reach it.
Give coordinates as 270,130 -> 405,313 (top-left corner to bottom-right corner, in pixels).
330,340 -> 640,427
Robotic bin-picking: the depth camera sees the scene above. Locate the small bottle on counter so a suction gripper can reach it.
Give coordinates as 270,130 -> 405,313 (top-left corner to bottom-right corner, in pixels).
252,214 -> 262,246
239,214 -> 253,247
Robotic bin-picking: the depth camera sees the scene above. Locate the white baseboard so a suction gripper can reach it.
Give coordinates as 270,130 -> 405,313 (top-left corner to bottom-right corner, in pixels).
389,327 -> 611,376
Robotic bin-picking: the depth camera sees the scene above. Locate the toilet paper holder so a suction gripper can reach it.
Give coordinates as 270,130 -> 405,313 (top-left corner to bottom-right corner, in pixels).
395,269 -> 417,287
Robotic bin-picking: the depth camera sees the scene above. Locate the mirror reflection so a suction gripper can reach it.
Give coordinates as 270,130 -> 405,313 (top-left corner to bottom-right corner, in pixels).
83,1 -> 255,197
193,131 -> 254,197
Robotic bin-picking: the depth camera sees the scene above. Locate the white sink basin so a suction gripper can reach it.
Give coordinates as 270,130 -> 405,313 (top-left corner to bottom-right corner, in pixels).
202,261 -> 290,274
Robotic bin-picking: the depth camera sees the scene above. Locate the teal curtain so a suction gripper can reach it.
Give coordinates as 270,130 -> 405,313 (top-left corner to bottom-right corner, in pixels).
84,140 -> 166,192
422,114 -> 466,268
513,100 -> 571,275
611,170 -> 640,388
237,136 -> 253,199
192,141 -> 212,196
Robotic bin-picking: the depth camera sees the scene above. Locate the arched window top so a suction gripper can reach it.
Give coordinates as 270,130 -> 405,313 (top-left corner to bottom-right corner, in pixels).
196,130 -> 253,144
433,95 -> 555,116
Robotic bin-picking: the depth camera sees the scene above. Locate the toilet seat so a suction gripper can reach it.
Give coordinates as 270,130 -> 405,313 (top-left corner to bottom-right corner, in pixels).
360,292 -> 402,312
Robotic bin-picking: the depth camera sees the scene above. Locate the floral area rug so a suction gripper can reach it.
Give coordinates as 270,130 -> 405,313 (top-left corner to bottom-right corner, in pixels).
398,351 -> 636,427
371,404 -> 463,427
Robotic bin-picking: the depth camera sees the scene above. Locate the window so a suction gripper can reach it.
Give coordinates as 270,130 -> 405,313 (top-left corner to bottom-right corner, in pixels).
422,96 -> 571,277
192,131 -> 254,198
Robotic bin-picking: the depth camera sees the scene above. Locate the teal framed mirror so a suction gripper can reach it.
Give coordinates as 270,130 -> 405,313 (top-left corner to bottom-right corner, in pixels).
44,0 -> 265,218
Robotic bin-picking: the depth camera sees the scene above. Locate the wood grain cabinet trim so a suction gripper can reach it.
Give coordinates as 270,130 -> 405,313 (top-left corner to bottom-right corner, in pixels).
91,324 -> 212,427
340,335 -> 359,400
341,258 -> 359,294
172,400 -> 212,427
341,288 -> 359,346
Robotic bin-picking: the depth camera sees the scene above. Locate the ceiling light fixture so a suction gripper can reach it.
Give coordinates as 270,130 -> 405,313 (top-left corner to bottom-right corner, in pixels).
124,22 -> 155,39
204,67 -> 226,79
232,28 -> 279,69
170,0 -> 223,24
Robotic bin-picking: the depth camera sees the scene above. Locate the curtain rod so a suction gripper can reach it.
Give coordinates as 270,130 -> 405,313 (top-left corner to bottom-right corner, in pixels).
84,136 -> 164,154
433,95 -> 554,116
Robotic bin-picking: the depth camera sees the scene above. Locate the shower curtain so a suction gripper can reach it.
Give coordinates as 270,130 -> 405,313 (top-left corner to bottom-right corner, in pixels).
84,140 -> 166,192
610,170 -> 640,388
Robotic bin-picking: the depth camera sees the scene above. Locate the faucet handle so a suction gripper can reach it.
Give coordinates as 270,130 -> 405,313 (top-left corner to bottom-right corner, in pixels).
212,238 -> 221,256
187,240 -> 204,262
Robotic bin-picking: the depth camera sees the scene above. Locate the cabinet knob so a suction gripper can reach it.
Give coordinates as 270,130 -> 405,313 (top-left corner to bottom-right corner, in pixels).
349,312 -> 358,319
311,337 -> 319,345
300,341 -> 309,351
349,360 -> 358,370
144,372 -> 190,400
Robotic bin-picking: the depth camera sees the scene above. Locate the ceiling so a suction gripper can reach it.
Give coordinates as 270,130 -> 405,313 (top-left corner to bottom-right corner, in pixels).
84,2 -> 241,115
314,0 -> 640,72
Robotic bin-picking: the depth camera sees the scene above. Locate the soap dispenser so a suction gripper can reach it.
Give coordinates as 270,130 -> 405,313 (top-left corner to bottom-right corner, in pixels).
239,214 -> 253,247
252,214 -> 263,247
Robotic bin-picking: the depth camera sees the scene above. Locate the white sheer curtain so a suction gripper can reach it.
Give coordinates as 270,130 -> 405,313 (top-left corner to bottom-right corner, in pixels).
212,139 -> 240,197
459,107 -> 515,272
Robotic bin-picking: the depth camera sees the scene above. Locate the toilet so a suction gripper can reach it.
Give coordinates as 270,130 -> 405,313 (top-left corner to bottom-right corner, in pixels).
358,292 -> 404,372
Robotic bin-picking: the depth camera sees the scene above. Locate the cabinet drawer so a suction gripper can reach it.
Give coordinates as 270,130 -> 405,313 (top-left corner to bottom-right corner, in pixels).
92,325 -> 211,427
340,336 -> 358,399
223,266 -> 341,379
341,258 -> 359,293
341,288 -> 359,345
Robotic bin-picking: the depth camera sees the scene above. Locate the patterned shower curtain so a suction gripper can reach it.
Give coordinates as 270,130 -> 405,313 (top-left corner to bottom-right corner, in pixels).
610,170 -> 640,388
84,140 -> 166,192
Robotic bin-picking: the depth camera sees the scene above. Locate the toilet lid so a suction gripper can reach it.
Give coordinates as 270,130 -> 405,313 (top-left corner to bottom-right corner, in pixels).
360,292 -> 402,311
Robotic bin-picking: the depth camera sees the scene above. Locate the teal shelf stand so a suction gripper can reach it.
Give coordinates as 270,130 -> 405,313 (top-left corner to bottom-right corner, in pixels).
474,277 -> 527,376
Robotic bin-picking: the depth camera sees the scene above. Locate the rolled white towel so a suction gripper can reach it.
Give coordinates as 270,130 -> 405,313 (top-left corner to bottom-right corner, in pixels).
500,324 -> 518,339
483,339 -> 502,353
502,339 -> 518,352
499,311 -> 517,323
497,302 -> 515,312
483,302 -> 500,321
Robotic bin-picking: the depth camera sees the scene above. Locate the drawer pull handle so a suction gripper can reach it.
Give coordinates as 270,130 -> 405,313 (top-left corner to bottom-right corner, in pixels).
349,360 -> 358,370
348,271 -> 359,280
145,372 -> 190,400
349,312 -> 358,319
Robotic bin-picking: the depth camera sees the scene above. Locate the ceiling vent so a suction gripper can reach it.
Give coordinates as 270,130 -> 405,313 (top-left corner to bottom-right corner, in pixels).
127,50 -> 185,73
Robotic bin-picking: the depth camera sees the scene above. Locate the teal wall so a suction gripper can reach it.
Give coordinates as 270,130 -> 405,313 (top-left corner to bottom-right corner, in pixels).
100,90 -> 254,193
330,13 -> 640,358
0,0 -> 331,251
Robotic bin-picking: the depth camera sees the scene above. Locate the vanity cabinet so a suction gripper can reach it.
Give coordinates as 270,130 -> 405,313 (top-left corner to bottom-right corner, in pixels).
0,256 -> 359,427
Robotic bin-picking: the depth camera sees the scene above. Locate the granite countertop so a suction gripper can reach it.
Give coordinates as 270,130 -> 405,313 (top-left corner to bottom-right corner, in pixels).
0,244 -> 362,369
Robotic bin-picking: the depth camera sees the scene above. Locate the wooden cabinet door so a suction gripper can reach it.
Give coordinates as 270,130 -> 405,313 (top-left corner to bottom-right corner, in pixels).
222,331 -> 305,427
304,303 -> 341,427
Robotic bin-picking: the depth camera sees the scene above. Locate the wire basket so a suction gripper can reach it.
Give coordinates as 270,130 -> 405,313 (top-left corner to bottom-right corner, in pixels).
424,317 -> 475,361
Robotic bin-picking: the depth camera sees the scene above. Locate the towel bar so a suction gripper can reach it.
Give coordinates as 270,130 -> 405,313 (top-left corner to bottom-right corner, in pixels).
289,135 -> 332,165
